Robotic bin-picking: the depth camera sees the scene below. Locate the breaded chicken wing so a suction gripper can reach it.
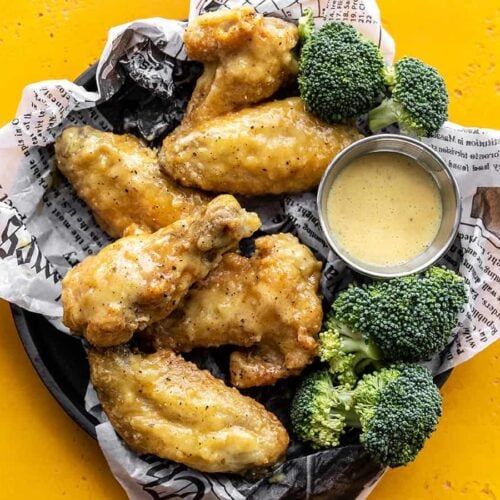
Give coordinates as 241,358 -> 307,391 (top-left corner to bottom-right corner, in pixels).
62,195 -> 261,347
55,126 -> 209,238
88,347 -> 289,473
160,98 -> 362,196
143,234 -> 323,387
182,6 -> 298,126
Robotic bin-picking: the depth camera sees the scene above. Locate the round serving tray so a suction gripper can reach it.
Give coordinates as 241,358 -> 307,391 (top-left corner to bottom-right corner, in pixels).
12,66 -> 99,438
12,65 -> 452,442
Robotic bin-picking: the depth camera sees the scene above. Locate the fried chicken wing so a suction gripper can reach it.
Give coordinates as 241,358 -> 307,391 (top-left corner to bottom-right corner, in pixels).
55,126 -> 209,238
143,234 -> 323,387
182,6 -> 298,126
160,97 -> 362,196
88,347 -> 289,473
62,195 -> 261,347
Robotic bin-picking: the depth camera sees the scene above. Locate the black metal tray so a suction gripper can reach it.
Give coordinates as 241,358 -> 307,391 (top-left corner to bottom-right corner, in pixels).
11,66 -> 99,438
12,304 -> 98,437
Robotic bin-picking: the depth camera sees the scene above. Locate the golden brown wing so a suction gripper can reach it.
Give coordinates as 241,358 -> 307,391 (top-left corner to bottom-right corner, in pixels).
55,126 -> 210,238
143,251 -> 261,351
88,347 -> 289,473
228,235 -> 323,388
160,97 -> 362,196
182,6 -> 298,126
62,195 -> 261,347
143,234 -> 323,387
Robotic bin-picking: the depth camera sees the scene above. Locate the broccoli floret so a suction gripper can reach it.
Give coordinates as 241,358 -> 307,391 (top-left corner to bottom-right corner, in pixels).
298,16 -> 386,123
291,364 -> 442,467
368,57 -> 448,136
354,364 -> 442,467
330,266 -> 467,362
298,8 -> 315,43
319,316 -> 382,387
319,267 -> 467,382
290,370 -> 354,449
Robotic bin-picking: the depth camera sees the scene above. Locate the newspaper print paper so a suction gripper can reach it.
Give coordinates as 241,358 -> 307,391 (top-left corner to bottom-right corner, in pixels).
0,0 -> 499,498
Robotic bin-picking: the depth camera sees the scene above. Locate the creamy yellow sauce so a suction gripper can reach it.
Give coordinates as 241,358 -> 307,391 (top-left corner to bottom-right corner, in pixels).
327,152 -> 442,266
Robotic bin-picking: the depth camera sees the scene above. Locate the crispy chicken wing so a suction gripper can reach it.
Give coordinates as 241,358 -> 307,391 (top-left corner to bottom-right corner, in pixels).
182,6 -> 298,126
55,126 -> 209,238
143,234 -> 323,387
89,347 -> 289,473
160,97 -> 362,196
62,195 -> 261,347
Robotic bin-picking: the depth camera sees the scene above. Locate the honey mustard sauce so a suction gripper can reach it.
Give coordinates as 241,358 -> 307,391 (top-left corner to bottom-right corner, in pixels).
327,152 -> 443,266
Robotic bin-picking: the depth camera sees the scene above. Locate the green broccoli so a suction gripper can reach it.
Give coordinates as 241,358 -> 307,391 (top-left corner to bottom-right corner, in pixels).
291,364 -> 442,467
298,12 -> 386,123
320,267 -> 467,382
297,7 -> 315,43
319,316 -> 382,387
368,57 -> 448,136
354,363 -> 442,466
290,369 -> 355,449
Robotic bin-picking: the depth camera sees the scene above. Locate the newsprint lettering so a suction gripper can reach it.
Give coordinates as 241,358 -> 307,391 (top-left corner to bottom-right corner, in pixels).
0,213 -> 62,284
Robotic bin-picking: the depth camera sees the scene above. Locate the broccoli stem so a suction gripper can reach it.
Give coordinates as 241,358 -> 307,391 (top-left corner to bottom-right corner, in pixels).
337,322 -> 383,363
356,357 -> 383,373
368,98 -> 402,132
383,66 -> 396,90
331,389 -> 361,429
342,337 -> 381,360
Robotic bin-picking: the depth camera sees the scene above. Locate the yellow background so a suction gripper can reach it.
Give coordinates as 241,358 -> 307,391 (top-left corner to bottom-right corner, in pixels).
0,1 -> 499,498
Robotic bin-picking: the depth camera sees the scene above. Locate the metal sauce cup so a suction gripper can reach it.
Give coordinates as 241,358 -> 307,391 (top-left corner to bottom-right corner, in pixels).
317,134 -> 462,279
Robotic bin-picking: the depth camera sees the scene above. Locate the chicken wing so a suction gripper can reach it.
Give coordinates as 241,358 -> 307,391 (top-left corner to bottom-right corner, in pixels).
55,126 -> 209,238
182,6 -> 298,126
143,233 -> 323,387
62,195 -> 261,347
88,347 -> 289,473
160,97 -> 362,196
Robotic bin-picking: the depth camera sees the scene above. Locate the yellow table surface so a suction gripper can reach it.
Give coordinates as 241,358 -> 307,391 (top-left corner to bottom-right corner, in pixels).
0,1 -> 499,499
